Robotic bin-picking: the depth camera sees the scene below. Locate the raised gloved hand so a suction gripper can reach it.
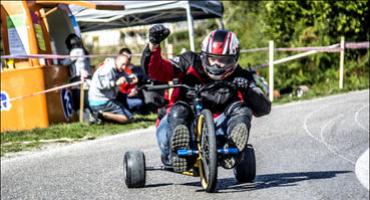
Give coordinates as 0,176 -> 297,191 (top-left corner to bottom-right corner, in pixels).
149,24 -> 170,44
233,77 -> 250,90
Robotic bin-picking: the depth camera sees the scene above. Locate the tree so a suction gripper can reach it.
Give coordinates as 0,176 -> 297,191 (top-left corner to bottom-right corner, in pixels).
223,1 -> 369,91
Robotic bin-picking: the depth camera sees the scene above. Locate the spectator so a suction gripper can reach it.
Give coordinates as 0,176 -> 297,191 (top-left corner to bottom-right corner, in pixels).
62,33 -> 93,122
116,48 -> 145,113
88,51 -> 134,124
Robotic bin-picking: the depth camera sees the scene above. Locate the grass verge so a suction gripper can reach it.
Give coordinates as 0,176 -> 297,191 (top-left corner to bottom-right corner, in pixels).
1,114 -> 156,157
273,78 -> 369,105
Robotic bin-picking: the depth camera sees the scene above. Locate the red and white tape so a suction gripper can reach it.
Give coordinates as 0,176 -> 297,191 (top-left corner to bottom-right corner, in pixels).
1,41 -> 368,60
0,53 -> 143,60
240,41 -> 368,53
4,81 -> 83,103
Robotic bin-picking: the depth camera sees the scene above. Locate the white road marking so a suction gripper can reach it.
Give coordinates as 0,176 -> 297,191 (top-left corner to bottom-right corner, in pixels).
319,114 -> 355,165
355,149 -> 369,190
303,105 -> 329,143
303,105 -> 355,165
354,104 -> 369,132
320,114 -> 344,142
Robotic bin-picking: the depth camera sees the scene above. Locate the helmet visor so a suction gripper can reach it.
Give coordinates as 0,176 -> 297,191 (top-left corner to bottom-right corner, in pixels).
204,53 -> 237,69
201,53 -> 238,80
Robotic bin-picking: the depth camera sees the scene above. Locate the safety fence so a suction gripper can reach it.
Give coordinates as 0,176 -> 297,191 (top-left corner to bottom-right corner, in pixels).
240,41 -> 369,53
0,51 -> 147,122
0,52 -> 145,123
3,79 -> 86,122
0,53 -> 142,60
0,38 -> 369,114
239,38 -> 369,101
7,81 -> 82,103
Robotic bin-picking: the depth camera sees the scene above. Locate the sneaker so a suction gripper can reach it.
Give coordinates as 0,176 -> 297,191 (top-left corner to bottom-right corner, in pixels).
89,110 -> 103,125
229,123 -> 248,152
170,125 -> 190,173
219,143 -> 237,169
88,117 -> 102,125
97,110 -> 104,119
220,156 -> 236,169
160,154 -> 171,167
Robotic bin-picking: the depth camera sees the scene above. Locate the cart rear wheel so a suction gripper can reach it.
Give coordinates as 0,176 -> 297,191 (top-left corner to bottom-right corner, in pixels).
123,150 -> 146,188
198,109 -> 218,193
233,144 -> 256,183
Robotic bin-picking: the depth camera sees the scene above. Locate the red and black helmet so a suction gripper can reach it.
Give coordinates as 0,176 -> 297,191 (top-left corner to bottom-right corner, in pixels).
200,30 -> 240,80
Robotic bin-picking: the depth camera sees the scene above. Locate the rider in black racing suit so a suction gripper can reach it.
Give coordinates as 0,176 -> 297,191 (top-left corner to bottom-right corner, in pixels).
141,25 -> 271,172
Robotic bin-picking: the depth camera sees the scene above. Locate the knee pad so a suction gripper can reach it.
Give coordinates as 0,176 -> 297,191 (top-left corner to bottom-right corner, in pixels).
225,101 -> 252,133
225,101 -> 252,120
168,101 -> 193,128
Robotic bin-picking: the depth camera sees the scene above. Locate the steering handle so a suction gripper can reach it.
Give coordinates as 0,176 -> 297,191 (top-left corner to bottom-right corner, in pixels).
144,84 -> 191,91
142,80 -> 237,92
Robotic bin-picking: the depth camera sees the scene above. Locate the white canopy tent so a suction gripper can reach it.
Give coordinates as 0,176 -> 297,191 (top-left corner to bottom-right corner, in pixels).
69,0 -> 223,51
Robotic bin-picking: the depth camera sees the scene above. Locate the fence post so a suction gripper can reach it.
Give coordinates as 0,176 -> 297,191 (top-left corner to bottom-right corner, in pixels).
269,40 -> 274,102
79,76 -> 85,123
339,36 -> 345,89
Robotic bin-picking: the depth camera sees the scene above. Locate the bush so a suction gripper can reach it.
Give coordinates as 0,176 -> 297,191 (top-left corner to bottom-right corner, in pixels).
224,1 -> 369,98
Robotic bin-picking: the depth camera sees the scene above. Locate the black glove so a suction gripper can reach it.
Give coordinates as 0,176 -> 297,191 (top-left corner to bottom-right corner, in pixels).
200,82 -> 237,106
149,24 -> 170,44
233,77 -> 250,89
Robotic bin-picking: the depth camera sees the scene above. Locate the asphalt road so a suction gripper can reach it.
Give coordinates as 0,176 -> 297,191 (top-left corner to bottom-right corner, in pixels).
1,90 -> 369,200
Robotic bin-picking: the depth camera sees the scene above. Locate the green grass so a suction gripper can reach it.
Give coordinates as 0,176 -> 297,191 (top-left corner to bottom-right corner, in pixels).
1,114 -> 157,156
273,86 -> 369,105
273,75 -> 369,105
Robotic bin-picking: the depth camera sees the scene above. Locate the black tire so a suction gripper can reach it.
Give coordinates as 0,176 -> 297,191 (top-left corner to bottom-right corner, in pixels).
233,144 -> 256,183
198,109 -> 218,193
123,150 -> 146,188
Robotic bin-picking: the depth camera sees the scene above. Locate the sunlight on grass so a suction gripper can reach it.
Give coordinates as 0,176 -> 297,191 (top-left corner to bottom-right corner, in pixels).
1,114 -> 157,156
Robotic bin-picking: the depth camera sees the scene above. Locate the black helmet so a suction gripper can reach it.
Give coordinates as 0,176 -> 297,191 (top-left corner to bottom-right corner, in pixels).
65,33 -> 82,50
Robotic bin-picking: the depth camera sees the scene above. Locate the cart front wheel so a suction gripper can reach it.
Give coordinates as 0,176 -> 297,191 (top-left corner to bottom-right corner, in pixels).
198,109 -> 218,193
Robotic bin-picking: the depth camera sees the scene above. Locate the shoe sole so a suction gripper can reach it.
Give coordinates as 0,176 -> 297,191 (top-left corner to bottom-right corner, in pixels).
220,143 -> 236,169
230,123 -> 248,152
221,156 -> 236,169
170,125 -> 190,173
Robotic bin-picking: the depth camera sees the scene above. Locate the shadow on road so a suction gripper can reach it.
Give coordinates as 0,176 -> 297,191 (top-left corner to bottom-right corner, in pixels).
182,170 -> 351,193
144,183 -> 173,188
